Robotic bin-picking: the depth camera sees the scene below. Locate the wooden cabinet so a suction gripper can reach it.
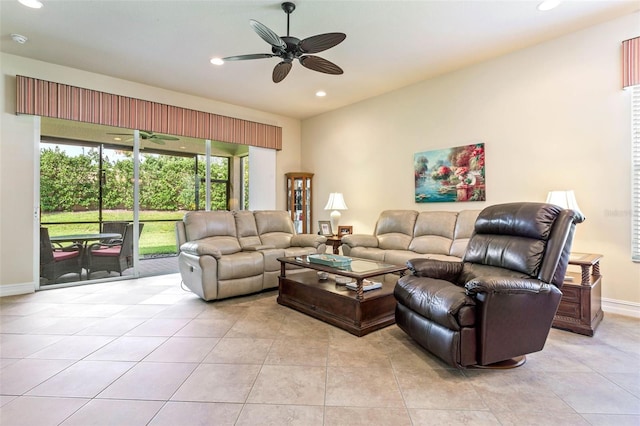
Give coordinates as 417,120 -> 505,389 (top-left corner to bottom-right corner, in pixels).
285,172 -> 313,234
553,253 -> 603,336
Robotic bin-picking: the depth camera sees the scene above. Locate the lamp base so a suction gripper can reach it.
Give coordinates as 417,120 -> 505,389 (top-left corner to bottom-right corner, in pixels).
330,210 -> 341,235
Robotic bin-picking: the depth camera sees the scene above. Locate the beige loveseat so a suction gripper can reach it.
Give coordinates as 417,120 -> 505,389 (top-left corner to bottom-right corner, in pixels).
176,210 -> 327,301
341,210 -> 481,265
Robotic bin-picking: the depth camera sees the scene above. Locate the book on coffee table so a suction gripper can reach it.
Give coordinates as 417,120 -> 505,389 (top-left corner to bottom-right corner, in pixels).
346,279 -> 382,291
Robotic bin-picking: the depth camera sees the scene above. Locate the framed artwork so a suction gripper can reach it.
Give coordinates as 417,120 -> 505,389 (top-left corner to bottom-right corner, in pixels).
338,226 -> 352,235
318,221 -> 333,236
414,142 -> 485,203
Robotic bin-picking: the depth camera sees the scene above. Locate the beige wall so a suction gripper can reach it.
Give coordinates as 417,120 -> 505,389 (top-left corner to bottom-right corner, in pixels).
0,53 -> 302,294
302,13 -> 640,313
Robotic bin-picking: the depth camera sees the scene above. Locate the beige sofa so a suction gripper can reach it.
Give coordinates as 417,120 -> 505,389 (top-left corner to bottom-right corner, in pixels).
176,210 -> 327,301
341,210 -> 481,265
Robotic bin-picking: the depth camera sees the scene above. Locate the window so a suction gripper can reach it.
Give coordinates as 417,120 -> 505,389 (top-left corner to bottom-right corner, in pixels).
241,156 -> 250,210
632,85 -> 640,262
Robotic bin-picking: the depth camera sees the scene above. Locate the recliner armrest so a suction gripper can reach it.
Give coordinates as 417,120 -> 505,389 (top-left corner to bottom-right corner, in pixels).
465,277 -> 554,295
341,234 -> 378,248
179,241 -> 222,259
407,258 -> 463,282
291,234 -> 327,248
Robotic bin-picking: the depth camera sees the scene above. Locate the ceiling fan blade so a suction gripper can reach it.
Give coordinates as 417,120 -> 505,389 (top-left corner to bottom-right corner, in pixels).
249,19 -> 286,50
299,33 -> 346,54
148,139 -> 166,145
153,134 -> 179,141
222,53 -> 275,61
272,61 -> 292,83
299,55 -> 343,75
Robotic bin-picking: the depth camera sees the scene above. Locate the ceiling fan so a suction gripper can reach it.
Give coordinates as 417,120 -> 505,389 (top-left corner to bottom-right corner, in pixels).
106,130 -> 179,145
222,1 -> 346,83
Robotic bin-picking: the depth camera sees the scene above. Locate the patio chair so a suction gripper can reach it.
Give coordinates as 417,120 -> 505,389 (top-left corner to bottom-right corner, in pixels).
86,223 -> 144,277
100,221 -> 128,243
40,227 -> 82,283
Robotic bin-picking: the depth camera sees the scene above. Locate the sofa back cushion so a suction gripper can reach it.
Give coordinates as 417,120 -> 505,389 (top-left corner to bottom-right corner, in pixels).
183,211 -> 241,254
234,211 -> 263,248
409,211 -> 457,255
449,210 -> 481,257
254,210 -> 295,249
375,210 -> 418,250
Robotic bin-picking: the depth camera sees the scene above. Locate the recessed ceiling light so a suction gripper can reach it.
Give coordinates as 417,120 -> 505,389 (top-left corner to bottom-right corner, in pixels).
18,0 -> 43,9
316,91 -> 327,97
537,0 -> 561,11
113,137 -> 122,141
10,33 -> 28,44
210,58 -> 224,66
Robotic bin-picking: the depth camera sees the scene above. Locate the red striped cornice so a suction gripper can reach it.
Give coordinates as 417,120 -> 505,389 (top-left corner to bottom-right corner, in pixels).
623,37 -> 640,89
15,75 -> 282,150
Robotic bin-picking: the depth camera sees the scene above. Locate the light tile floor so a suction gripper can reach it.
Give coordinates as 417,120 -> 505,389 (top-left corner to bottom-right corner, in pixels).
1,273 -> 639,425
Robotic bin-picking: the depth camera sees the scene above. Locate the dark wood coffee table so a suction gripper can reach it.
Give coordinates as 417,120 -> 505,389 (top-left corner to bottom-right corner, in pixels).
277,256 -> 407,336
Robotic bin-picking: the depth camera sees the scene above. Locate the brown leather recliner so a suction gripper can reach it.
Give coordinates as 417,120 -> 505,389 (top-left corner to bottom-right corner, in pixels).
394,202 -> 584,368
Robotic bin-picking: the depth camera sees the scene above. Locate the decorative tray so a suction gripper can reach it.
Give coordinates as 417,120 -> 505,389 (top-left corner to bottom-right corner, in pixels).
307,254 -> 352,268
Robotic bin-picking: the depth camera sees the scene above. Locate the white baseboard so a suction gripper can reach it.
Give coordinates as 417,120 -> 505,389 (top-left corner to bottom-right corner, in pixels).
0,282 -> 35,297
602,297 -> 640,319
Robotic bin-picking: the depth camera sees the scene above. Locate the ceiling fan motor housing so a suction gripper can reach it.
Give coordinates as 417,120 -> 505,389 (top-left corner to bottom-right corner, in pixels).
222,0 -> 345,83
281,2 -> 296,14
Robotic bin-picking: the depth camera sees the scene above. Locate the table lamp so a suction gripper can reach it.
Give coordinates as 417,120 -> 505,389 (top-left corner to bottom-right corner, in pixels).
546,190 -> 584,220
324,193 -> 348,235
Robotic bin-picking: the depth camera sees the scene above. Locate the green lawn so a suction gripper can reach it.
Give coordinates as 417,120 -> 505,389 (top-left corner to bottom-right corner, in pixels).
41,210 -> 188,256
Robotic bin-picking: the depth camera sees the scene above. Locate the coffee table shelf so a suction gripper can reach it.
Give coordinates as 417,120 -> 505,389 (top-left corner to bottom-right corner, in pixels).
277,256 -> 407,336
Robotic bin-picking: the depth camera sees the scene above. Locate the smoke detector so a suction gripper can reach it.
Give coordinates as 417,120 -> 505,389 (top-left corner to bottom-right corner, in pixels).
11,34 -> 28,44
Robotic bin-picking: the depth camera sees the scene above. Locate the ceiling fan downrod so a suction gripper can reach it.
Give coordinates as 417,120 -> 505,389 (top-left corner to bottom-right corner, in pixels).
282,2 -> 295,37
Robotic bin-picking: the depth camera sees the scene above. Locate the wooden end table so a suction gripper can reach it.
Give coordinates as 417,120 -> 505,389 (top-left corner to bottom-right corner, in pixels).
553,253 -> 603,336
325,235 -> 342,254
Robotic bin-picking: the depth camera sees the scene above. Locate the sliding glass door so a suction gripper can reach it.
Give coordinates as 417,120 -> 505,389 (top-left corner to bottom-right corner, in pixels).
40,137 -> 239,287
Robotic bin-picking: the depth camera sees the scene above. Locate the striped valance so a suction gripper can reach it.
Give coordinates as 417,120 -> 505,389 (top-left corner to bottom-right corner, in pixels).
15,75 -> 282,150
623,37 -> 640,89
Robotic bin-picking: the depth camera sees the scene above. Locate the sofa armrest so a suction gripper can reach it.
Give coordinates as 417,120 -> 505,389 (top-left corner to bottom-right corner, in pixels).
243,244 -> 276,251
341,234 -> 379,248
465,277 -> 554,295
407,258 -> 463,282
175,221 -> 187,252
291,234 -> 327,248
179,241 -> 222,259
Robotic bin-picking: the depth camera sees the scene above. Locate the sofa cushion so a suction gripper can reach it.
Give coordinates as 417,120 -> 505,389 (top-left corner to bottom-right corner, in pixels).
217,251 -> 264,280
409,211 -> 458,255
183,211 -> 237,242
347,247 -> 386,262
254,210 -> 295,248
234,210 -> 263,249
376,210 -> 418,250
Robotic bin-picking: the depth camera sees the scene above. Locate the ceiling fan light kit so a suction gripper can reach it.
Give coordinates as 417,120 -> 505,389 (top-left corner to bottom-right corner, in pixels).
222,1 -> 346,83
106,131 -> 179,145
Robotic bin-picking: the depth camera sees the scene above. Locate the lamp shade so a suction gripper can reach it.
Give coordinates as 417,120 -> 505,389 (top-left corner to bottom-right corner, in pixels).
546,190 -> 584,219
324,193 -> 348,210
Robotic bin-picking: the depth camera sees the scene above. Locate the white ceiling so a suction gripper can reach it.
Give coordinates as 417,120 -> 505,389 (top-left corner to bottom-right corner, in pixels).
1,0 -> 639,120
